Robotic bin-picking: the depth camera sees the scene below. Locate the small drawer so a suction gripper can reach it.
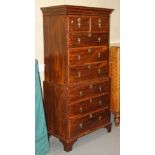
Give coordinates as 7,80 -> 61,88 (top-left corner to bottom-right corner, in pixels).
69,108 -> 110,138
91,16 -> 109,32
69,79 -> 110,102
68,94 -> 110,117
69,32 -> 109,48
69,46 -> 108,66
68,16 -> 90,31
69,62 -> 108,83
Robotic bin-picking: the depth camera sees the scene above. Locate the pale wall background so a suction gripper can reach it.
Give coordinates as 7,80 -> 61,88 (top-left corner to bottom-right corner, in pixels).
35,0 -> 120,82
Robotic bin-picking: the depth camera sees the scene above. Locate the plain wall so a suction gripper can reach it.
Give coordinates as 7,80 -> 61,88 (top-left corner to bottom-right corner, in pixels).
35,0 -> 120,82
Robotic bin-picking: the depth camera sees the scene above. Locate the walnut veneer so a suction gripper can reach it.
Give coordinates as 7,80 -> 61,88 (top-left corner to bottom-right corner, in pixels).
41,5 -> 113,152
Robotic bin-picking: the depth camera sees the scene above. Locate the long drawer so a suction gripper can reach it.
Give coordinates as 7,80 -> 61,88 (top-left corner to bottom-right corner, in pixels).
68,94 -> 110,117
69,32 -> 109,48
69,108 -> 110,138
69,62 -> 108,83
69,46 -> 108,66
69,79 -> 110,103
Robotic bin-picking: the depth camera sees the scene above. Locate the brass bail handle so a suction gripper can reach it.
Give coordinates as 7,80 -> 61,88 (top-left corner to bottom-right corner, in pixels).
77,17 -> 81,28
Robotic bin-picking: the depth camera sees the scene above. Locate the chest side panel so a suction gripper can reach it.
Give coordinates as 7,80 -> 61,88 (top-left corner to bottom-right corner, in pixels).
43,15 -> 68,84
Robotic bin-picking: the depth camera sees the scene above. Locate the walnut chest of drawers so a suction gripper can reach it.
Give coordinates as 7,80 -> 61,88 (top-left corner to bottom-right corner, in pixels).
41,5 -> 113,152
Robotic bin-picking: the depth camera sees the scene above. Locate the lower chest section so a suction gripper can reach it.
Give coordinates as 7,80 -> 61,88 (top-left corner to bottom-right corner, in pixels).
66,78 -> 111,139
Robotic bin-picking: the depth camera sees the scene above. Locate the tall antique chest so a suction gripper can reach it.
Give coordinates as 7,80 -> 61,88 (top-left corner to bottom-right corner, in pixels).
41,5 -> 113,152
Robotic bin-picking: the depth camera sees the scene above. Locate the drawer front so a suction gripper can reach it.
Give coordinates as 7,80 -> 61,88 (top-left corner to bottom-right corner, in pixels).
69,46 -> 108,66
69,32 -> 109,48
68,94 -> 110,117
69,109 -> 110,138
68,16 -> 109,32
68,16 -> 90,31
91,16 -> 109,32
69,62 -> 108,83
69,79 -> 110,102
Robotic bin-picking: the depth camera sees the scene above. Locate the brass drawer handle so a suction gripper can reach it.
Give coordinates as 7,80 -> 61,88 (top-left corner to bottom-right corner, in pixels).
88,64 -> 91,69
99,86 -> 102,92
99,23 -> 101,28
98,100 -> 102,105
79,91 -> 83,96
71,20 -> 74,24
88,48 -> 92,54
80,123 -> 83,129
77,38 -> 81,44
98,68 -> 101,74
98,37 -> 101,43
99,116 -> 102,121
77,18 -> 81,28
77,55 -> 81,60
89,113 -> 93,118
89,84 -> 93,89
80,107 -> 83,113
98,18 -> 101,28
98,52 -> 101,58
77,17 -> 81,22
89,98 -> 93,103
78,71 -> 81,78
78,22 -> 81,28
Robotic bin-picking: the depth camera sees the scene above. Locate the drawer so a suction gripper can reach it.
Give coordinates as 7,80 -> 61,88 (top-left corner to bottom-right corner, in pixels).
69,46 -> 108,66
68,94 -> 110,117
91,16 -> 109,32
69,79 -> 110,102
69,62 -> 108,83
69,108 -> 110,138
68,16 -> 90,31
68,16 -> 109,32
69,32 -> 109,48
